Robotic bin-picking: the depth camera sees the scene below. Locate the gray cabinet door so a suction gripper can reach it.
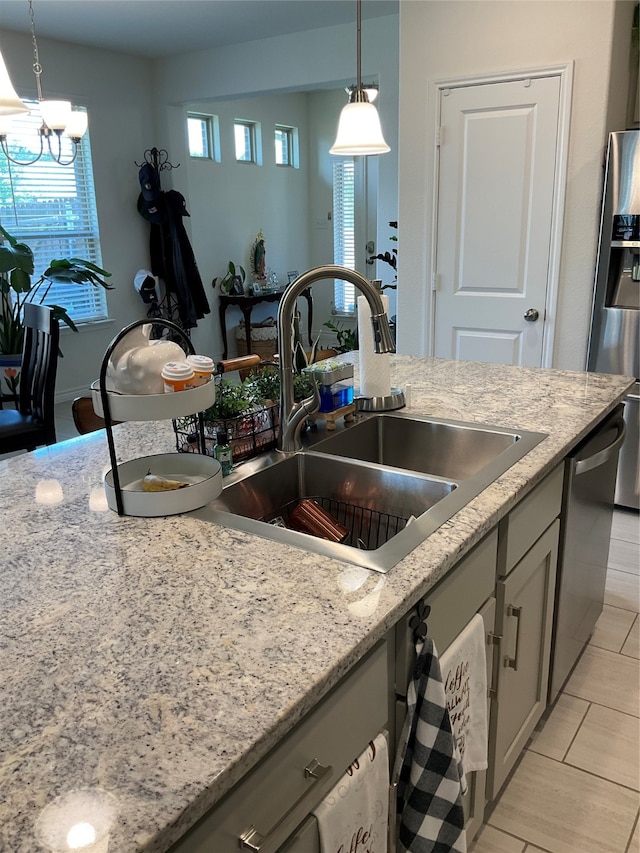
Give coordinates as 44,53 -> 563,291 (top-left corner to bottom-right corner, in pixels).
488,520 -> 559,799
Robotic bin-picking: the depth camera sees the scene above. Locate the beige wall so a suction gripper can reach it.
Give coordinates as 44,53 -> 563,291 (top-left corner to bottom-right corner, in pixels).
397,0 -> 636,370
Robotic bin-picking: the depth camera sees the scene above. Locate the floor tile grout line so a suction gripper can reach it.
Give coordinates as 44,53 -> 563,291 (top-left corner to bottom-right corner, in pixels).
559,697 -> 591,763
561,689 -> 640,720
482,821 -> 545,852
623,807 -> 639,853
561,755 -> 640,794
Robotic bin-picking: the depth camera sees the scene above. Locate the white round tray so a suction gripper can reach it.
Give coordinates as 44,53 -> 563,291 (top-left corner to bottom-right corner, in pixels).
91,380 -> 215,421
104,453 -> 222,517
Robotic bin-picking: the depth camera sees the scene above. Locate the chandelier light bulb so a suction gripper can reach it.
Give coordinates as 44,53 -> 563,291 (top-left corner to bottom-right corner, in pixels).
40,99 -> 72,131
64,110 -> 88,140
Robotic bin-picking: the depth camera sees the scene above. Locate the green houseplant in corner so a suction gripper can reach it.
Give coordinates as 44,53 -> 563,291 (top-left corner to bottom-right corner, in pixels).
0,224 -> 112,396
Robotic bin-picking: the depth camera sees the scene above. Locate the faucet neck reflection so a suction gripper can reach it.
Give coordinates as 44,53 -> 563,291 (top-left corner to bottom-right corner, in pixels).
277,265 -> 395,453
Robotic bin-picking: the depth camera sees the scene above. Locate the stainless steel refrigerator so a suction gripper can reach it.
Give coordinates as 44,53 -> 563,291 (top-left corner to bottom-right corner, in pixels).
588,129 -> 640,509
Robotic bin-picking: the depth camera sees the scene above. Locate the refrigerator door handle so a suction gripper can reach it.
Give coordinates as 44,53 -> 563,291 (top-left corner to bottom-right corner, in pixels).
575,420 -> 626,476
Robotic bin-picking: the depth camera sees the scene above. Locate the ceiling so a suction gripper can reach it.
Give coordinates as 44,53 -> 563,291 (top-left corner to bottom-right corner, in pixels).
0,0 -> 399,59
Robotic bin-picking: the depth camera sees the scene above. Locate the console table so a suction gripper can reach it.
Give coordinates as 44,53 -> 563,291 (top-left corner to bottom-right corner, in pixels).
218,289 -> 313,360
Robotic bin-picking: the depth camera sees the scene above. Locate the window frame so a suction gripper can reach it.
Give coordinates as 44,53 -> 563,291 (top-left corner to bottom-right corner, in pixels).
187,112 -> 219,161
234,119 -> 260,165
274,124 -> 299,168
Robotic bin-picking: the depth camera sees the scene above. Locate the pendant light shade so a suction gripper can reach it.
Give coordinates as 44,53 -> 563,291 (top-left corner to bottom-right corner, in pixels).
40,99 -> 72,131
0,50 -> 29,117
330,100 -> 390,156
330,0 -> 389,157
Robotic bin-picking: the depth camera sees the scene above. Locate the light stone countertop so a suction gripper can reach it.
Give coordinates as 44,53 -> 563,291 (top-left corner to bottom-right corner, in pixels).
0,356 -> 633,853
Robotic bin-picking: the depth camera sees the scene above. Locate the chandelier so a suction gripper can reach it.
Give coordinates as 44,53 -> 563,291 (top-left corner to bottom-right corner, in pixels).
330,0 -> 389,157
0,0 -> 87,166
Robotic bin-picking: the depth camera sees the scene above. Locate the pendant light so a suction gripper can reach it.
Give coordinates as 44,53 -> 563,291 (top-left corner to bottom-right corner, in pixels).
0,0 -> 88,166
330,0 -> 390,157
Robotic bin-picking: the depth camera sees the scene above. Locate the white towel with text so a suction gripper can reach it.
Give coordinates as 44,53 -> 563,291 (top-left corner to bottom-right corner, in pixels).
439,613 -> 488,781
313,732 -> 389,853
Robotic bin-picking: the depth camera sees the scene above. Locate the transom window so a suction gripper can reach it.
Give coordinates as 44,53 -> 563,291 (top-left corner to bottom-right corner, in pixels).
0,100 -> 107,325
187,112 -> 219,160
234,120 -> 258,164
275,124 -> 297,167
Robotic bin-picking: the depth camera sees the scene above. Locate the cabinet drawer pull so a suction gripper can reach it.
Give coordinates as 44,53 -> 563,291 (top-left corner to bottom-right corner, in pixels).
504,605 -> 522,671
239,759 -> 332,852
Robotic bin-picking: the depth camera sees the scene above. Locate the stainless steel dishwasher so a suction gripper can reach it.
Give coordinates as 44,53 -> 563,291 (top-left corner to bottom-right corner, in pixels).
549,404 -> 626,702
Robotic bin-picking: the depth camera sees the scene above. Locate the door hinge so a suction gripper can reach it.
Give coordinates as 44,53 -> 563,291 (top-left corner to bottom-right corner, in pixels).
432,272 -> 440,292
435,126 -> 442,148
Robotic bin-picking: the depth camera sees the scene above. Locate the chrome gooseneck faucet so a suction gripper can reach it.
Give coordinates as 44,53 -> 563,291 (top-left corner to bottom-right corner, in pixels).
277,265 -> 395,452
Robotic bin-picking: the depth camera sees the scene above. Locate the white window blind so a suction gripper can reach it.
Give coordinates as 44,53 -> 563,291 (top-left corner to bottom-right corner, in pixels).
0,101 -> 107,324
332,158 -> 356,313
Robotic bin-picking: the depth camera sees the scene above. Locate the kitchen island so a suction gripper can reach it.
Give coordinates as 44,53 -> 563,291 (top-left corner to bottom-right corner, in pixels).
0,357 -> 633,853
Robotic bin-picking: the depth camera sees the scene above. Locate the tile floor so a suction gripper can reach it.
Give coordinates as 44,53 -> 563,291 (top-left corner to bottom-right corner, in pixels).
471,507 -> 640,853
5,405 -> 640,852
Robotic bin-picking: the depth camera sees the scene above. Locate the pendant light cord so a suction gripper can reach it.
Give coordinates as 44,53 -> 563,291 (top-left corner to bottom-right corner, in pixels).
356,0 -> 362,93
28,0 -> 44,102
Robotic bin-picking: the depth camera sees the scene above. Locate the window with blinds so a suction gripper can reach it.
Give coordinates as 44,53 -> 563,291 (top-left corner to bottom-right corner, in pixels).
332,157 -> 356,313
0,101 -> 107,324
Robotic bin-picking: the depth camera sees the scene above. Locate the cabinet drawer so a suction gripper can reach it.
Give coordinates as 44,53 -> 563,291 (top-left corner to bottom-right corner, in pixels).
395,528 -> 497,698
498,464 -> 563,578
170,641 -> 389,853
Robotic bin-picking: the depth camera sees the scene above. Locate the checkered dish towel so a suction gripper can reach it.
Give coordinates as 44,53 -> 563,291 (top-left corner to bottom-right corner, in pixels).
393,636 -> 467,853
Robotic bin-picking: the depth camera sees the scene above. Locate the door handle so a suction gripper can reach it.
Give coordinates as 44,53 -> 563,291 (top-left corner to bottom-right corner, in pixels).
524,308 -> 539,322
504,605 -> 522,671
239,759 -> 332,852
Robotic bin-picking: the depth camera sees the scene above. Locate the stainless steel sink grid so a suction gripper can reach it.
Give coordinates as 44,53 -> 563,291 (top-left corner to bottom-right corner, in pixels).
193,412 -> 547,572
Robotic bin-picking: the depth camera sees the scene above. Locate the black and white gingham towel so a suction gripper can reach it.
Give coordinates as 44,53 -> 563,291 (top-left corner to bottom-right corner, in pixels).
393,636 -> 467,853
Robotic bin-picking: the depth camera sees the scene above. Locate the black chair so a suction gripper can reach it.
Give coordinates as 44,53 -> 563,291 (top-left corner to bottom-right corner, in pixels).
0,304 -> 60,453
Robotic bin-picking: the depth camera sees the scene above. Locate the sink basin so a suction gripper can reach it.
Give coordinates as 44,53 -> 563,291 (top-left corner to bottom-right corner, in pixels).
196,453 -> 456,571
193,413 -> 546,572
311,412 -> 534,481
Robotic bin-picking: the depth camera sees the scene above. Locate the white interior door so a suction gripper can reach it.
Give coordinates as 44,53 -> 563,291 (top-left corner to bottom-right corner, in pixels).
433,75 -> 562,366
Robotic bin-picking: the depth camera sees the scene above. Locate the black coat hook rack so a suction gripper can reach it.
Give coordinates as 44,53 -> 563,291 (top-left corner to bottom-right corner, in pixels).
135,147 -> 180,172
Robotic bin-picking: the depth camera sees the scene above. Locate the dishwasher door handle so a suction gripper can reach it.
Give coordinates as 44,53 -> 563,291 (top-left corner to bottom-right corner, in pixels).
574,420 -> 626,476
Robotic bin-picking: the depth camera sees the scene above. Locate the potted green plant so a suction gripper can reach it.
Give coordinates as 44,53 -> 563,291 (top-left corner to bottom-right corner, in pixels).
0,224 -> 112,397
0,224 -> 113,351
323,319 -> 358,354
212,261 -> 246,295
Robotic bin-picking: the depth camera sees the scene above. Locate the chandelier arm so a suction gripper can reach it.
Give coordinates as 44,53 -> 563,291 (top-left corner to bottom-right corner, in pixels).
44,131 -> 79,166
0,133 -> 46,166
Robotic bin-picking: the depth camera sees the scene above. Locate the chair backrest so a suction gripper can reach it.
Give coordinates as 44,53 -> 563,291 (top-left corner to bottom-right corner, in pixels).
19,304 -> 60,445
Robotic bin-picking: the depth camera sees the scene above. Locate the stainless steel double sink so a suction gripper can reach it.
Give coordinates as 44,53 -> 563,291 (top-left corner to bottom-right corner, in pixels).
193,412 -> 546,572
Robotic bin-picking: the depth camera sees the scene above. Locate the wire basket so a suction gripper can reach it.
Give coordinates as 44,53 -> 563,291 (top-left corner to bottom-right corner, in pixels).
173,401 -> 278,462
263,496 -> 408,551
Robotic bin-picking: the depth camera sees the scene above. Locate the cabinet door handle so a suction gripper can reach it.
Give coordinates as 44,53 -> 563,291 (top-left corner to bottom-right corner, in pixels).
504,605 -> 522,671
239,759 -> 332,852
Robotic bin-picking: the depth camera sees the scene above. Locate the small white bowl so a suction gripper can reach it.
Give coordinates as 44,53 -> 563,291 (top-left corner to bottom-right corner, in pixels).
104,453 -> 222,517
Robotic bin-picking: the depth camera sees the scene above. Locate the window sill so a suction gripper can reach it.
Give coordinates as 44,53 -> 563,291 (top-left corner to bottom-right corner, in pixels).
59,318 -> 116,337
